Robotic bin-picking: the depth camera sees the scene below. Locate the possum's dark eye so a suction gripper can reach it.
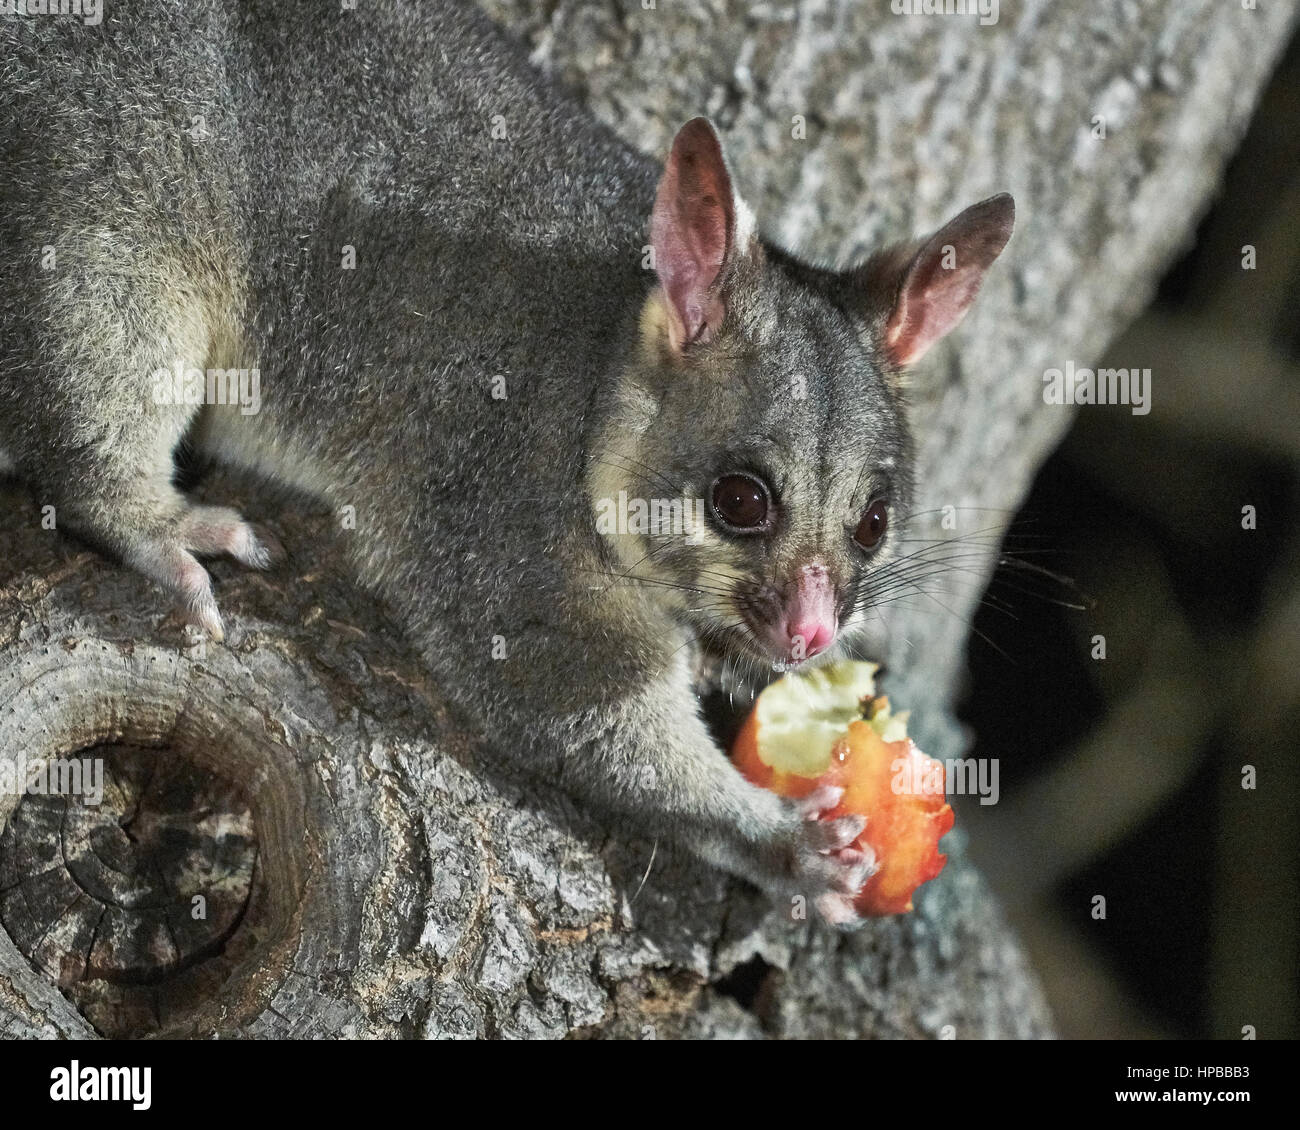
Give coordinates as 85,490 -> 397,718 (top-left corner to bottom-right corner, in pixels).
853,498 -> 889,551
711,473 -> 771,532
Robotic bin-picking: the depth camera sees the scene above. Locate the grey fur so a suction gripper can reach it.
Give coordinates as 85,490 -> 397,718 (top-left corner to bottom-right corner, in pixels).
0,0 -> 1008,924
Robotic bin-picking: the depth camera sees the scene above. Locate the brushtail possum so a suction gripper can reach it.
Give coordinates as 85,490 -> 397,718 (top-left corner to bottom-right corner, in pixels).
0,0 -> 1013,925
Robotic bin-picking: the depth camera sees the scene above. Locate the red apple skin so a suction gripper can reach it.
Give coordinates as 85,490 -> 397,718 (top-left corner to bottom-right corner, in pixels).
733,706 -> 954,916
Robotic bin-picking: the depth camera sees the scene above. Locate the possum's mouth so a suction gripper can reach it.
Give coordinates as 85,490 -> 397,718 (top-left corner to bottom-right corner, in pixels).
692,611 -> 844,750
693,625 -> 871,755
692,614 -> 842,683
734,598 -> 843,672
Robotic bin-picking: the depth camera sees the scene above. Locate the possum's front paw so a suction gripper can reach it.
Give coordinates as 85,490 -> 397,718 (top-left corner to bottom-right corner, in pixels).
785,785 -> 874,927
746,785 -> 874,928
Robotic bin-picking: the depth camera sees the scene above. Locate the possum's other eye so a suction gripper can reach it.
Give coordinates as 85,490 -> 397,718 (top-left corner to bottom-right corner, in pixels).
853,498 -> 889,551
711,473 -> 771,532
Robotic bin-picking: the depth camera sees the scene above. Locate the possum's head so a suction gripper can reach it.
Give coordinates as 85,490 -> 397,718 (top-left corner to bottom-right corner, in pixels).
588,118 -> 1013,675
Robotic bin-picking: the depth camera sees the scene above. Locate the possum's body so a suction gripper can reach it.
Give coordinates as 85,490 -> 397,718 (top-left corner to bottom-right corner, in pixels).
2,1 -> 654,660
0,0 -> 1012,924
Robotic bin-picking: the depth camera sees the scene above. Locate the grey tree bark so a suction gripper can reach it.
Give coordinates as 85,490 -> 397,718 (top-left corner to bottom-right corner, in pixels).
0,0 -> 1294,1039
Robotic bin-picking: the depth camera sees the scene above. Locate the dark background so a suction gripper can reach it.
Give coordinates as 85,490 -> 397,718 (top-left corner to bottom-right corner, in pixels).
958,33 -> 1299,1039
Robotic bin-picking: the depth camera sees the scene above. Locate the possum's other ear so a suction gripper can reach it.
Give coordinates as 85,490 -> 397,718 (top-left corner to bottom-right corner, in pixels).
857,193 -> 1015,370
649,117 -> 755,354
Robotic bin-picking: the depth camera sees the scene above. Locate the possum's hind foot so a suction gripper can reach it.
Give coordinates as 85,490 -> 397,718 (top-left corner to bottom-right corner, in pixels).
120,503 -> 283,642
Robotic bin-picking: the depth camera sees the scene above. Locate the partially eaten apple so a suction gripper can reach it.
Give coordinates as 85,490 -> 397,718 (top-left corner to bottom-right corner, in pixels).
732,660 -> 954,916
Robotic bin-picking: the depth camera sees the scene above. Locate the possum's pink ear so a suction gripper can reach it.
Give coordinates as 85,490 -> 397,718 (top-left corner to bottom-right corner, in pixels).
650,118 -> 742,352
875,194 -> 1015,368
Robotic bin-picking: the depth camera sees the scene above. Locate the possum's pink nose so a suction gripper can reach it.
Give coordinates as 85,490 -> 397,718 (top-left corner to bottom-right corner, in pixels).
778,565 -> 838,661
787,618 -> 836,658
